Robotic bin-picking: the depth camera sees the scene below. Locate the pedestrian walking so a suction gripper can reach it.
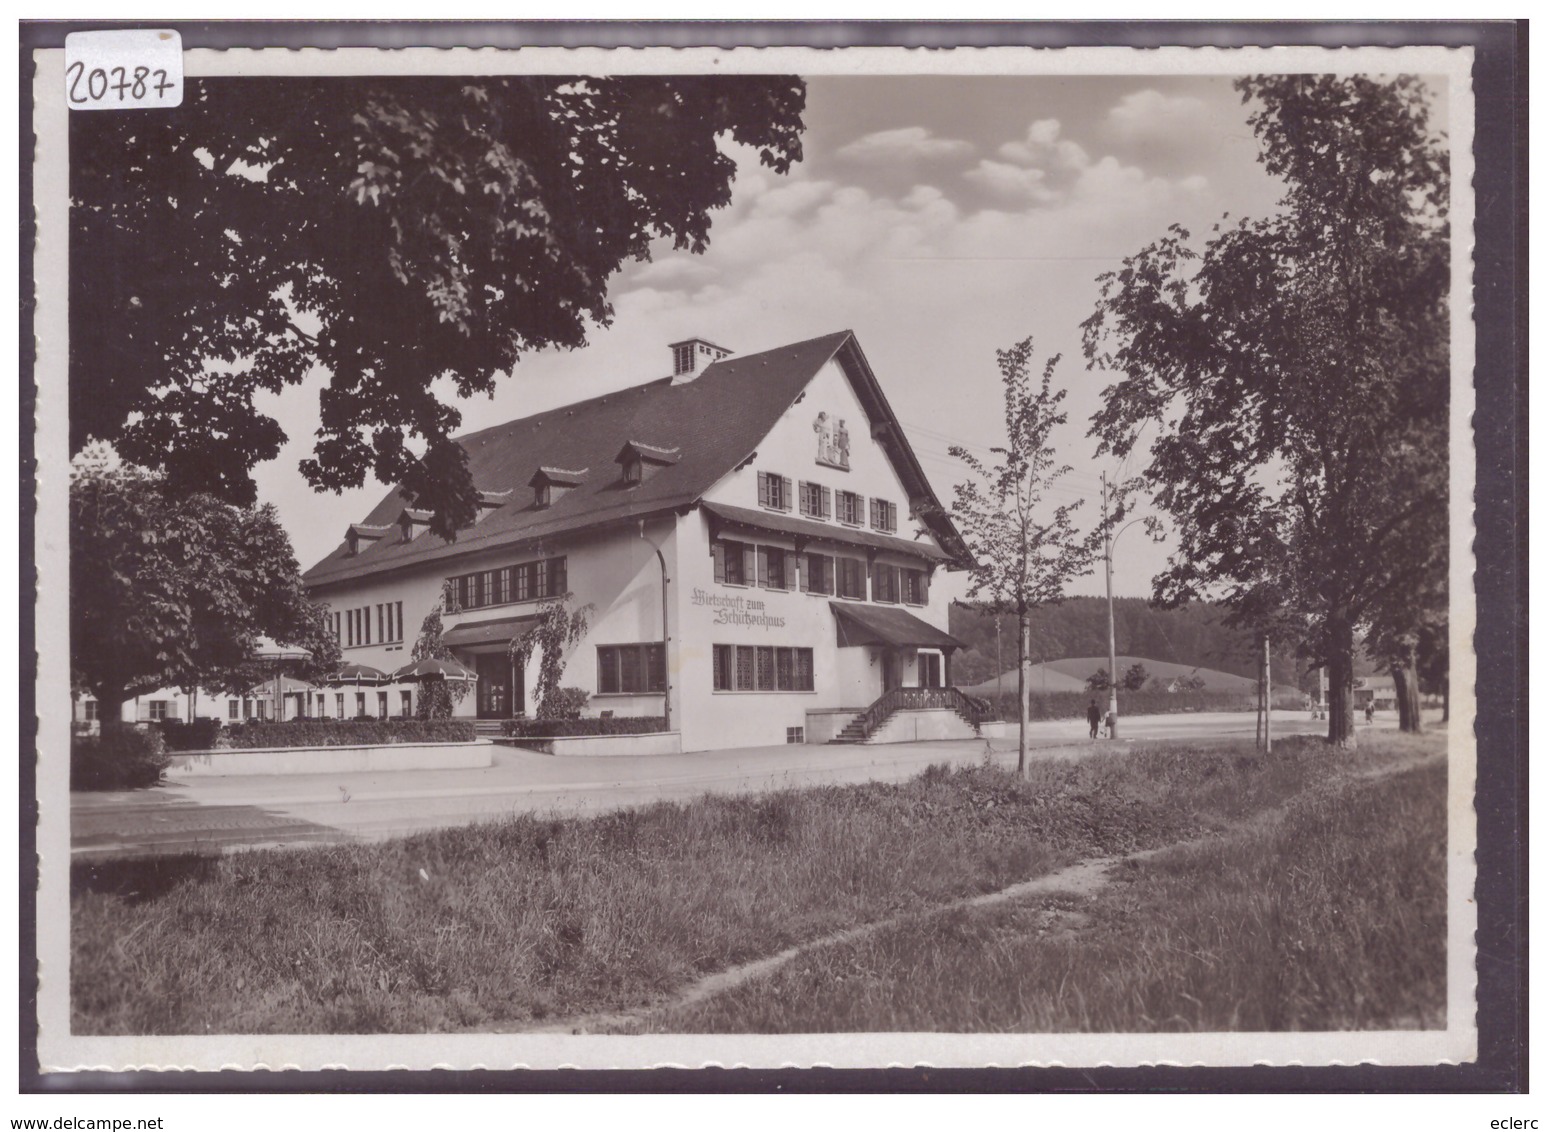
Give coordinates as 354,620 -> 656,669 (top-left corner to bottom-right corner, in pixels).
1086,698 -> 1101,740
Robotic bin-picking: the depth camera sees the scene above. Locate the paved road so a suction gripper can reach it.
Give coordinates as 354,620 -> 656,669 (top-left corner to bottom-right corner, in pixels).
72,710 -> 1394,858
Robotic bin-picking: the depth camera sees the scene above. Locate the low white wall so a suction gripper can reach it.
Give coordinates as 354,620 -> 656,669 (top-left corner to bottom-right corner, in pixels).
871,708 -> 978,744
505,731 -> 682,757
166,741 -> 491,777
804,708 -> 863,745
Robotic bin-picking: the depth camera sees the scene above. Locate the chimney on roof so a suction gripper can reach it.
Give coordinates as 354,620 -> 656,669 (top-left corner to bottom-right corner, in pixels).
668,337 -> 732,383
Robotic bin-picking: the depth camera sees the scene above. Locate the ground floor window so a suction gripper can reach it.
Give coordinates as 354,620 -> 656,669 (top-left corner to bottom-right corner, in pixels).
400,690 -> 413,717
227,699 -> 239,721
786,726 -> 805,744
377,691 -> 389,719
355,692 -> 367,718
335,693 -> 345,720
84,700 -> 99,722
712,645 -> 815,692
597,643 -> 666,694
147,700 -> 168,722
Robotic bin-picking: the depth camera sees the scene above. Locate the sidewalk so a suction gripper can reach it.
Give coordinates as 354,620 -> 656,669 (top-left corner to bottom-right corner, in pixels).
71,710 -> 1376,858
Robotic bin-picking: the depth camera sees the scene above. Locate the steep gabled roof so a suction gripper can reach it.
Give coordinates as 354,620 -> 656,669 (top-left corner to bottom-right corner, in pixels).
304,330 -> 964,589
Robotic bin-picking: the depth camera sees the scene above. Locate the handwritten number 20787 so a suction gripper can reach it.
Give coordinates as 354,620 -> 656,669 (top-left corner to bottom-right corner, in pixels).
67,61 -> 176,105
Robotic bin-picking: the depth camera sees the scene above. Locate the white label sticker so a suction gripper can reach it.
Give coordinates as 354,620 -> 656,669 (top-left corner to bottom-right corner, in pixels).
64,29 -> 183,110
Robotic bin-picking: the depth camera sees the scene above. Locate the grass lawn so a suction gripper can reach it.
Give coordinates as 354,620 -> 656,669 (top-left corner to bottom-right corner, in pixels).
649,756 -> 1447,1033
71,732 -> 1444,1035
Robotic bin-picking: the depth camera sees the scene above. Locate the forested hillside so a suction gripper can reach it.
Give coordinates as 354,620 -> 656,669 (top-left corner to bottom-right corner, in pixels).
947,597 -> 1325,688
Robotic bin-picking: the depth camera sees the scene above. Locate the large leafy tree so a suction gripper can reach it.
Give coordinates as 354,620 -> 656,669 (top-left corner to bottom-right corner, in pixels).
950,337 -> 1094,773
70,445 -> 341,732
1081,75 -> 1449,748
71,76 -> 806,536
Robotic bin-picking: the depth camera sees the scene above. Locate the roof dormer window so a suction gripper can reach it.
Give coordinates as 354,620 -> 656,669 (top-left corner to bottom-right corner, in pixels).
527,467 -> 587,510
614,440 -> 681,487
397,508 -> 432,543
343,523 -> 390,557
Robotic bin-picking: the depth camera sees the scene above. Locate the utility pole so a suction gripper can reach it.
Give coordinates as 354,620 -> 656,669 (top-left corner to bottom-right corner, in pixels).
1264,634 -> 1272,756
1101,471 -> 1119,738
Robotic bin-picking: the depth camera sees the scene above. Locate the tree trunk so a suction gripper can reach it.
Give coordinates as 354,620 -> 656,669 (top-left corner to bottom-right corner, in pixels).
1017,612 -> 1030,775
1394,644 -> 1423,733
1392,663 -> 1414,732
1442,677 -> 1450,723
95,684 -> 128,742
1325,615 -> 1357,750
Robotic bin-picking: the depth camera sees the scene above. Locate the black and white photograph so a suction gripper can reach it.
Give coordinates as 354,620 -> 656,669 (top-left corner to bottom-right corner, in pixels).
27,32 -> 1497,1081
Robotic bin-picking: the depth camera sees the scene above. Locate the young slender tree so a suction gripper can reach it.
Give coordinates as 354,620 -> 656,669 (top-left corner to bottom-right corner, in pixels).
1082,75 -> 1449,748
950,337 -> 1094,774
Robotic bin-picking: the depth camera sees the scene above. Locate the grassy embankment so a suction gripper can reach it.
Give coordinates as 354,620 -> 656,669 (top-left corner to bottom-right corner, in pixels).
72,732 -> 1444,1035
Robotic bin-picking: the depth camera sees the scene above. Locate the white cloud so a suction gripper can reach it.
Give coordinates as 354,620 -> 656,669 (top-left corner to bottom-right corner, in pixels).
836,126 -> 974,164
997,118 -> 1090,171
962,160 -> 1057,204
1107,89 -> 1209,139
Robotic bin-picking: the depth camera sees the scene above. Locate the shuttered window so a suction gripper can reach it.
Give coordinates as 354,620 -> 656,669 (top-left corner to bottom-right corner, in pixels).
803,553 -> 834,595
902,568 -> 929,605
872,563 -> 901,604
836,557 -> 867,600
836,490 -> 864,526
870,498 -> 898,533
715,539 -> 756,586
799,481 -> 833,520
757,471 -> 793,511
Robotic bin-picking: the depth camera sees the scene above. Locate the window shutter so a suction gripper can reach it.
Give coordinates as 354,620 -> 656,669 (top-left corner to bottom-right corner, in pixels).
869,498 -> 879,528
921,569 -> 931,605
781,476 -> 793,511
743,544 -> 757,587
713,541 -> 725,584
758,472 -> 770,508
757,547 -> 769,588
791,553 -> 802,592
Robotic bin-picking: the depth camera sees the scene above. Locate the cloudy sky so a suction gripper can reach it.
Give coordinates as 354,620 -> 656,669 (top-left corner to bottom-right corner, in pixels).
257,72 -> 1296,597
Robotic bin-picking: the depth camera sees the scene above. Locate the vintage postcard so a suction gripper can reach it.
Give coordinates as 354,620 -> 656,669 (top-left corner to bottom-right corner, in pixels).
32,39 -> 1479,1073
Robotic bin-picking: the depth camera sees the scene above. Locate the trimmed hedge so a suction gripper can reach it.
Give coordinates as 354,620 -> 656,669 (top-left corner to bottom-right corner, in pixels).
501,716 -> 667,739
215,719 -> 477,750
156,717 -> 223,752
980,688 -> 1305,722
72,728 -> 170,791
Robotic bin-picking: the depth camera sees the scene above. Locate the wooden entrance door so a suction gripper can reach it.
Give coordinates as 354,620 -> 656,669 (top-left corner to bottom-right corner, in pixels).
880,649 -> 901,693
474,653 -> 520,719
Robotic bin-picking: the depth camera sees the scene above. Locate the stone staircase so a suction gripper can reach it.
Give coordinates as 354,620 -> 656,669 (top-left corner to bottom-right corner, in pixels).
828,687 -> 990,745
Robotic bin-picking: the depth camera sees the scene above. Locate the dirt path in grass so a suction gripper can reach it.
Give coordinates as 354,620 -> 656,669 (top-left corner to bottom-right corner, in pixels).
489,747 -> 1445,1036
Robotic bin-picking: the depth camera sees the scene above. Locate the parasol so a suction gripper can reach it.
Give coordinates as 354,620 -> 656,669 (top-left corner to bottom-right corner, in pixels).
252,637 -> 313,721
390,656 -> 479,684
324,662 -> 391,687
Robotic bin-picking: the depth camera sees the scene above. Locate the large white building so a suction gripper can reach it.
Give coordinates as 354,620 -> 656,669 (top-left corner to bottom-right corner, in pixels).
301,331 -> 978,751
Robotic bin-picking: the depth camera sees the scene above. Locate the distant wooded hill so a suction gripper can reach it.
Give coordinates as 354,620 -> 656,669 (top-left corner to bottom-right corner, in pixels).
947,597 -> 1350,690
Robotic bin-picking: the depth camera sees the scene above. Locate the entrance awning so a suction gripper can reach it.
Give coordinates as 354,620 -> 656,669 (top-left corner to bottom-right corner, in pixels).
830,602 -> 964,650
441,614 -> 541,648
